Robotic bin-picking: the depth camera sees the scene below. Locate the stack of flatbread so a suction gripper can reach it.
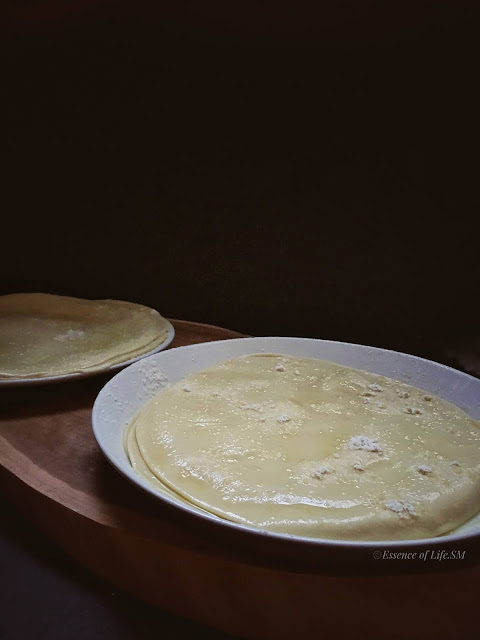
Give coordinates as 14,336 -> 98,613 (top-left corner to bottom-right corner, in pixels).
125,353 -> 480,541
0,293 -> 171,379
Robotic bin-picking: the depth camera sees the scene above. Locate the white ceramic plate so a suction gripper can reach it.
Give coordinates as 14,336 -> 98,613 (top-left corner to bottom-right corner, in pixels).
0,321 -> 175,387
92,337 -> 480,558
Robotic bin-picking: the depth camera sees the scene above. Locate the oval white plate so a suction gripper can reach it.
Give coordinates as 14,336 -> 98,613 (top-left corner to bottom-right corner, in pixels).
92,337 -> 480,559
0,321 -> 175,387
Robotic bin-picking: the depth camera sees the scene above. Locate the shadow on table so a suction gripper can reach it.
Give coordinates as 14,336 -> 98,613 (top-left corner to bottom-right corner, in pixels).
0,496 -> 236,640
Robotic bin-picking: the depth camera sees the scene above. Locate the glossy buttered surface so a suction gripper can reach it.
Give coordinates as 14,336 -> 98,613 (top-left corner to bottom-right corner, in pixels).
127,354 -> 480,541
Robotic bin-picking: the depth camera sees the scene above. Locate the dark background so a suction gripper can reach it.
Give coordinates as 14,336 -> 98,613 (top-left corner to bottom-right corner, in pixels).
2,1 -> 479,362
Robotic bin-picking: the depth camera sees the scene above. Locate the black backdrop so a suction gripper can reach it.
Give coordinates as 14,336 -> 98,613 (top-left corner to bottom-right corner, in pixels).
2,2 -> 478,364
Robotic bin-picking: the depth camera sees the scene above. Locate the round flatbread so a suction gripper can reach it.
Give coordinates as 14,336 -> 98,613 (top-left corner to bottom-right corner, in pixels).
130,354 -> 480,541
0,293 -> 171,379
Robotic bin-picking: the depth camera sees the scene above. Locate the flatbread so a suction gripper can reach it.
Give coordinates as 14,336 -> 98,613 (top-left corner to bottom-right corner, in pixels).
129,353 -> 480,541
0,293 -> 171,379
125,413 -> 219,514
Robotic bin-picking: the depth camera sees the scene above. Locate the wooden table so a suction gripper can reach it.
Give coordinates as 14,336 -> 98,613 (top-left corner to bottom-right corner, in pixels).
1,320 -> 479,639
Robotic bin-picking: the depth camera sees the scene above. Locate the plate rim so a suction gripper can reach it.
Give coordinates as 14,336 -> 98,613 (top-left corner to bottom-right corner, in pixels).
92,336 -> 480,550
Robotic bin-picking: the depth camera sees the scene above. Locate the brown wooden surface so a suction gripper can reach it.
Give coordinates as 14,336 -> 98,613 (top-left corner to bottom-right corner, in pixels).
1,319 -> 479,639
